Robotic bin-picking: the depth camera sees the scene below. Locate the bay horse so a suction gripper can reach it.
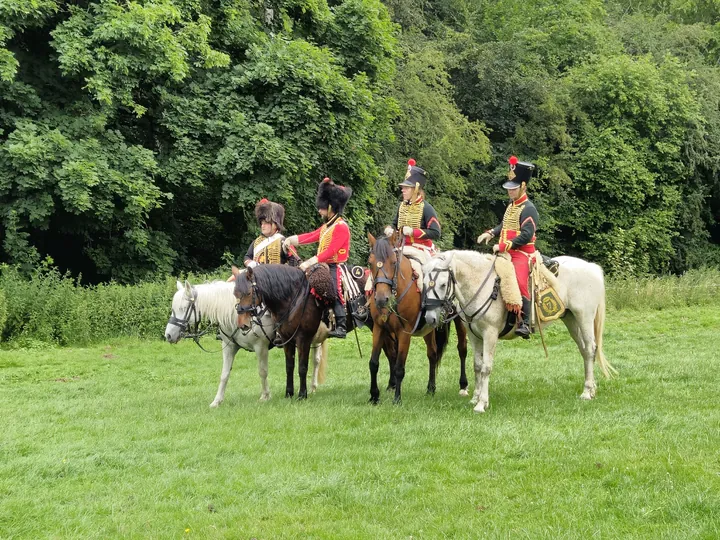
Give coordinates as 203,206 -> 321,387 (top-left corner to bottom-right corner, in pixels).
422,251 -> 617,413
232,263 -> 396,400
367,233 -> 468,404
165,279 -> 328,405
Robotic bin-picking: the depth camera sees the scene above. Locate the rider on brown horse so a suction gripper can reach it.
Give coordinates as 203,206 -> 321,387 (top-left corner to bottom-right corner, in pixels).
384,158 -> 441,255
283,178 -> 353,339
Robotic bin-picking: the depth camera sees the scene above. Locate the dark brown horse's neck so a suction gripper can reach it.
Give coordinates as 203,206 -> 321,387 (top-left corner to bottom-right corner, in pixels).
262,283 -> 308,324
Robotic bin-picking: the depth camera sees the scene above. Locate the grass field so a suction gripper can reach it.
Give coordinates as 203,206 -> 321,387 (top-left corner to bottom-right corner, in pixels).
1,305 -> 719,538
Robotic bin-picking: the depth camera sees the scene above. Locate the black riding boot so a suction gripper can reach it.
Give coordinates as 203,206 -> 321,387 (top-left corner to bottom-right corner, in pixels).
542,254 -> 559,276
329,300 -> 347,339
515,297 -> 532,339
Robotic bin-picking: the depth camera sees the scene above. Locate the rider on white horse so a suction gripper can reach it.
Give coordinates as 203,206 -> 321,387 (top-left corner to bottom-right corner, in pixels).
227,198 -> 299,282
384,158 -> 441,256
476,156 -> 552,339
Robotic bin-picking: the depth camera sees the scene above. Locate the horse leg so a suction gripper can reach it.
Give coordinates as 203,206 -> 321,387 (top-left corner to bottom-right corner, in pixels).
255,341 -> 271,402
423,331 -> 438,396
369,325 -> 385,404
284,341 -> 296,398
386,339 -> 397,392
455,318 -> 469,396
296,336 -> 312,400
472,328 -> 498,413
393,333 -> 412,404
562,312 -> 597,400
210,341 -> 239,408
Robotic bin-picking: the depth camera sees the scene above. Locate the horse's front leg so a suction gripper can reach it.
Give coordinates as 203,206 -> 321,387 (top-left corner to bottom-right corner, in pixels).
369,324 -> 385,404
296,337 -> 311,400
384,335 -> 397,391
393,333 -> 412,404
284,341 -> 296,398
423,331 -> 438,396
210,341 -> 239,408
254,341 -> 271,402
455,318 -> 469,397
474,328 -> 498,414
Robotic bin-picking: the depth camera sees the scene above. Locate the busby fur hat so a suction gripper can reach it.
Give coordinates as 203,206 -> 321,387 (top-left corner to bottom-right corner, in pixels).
255,198 -> 285,231
316,177 -> 352,215
503,155 -> 536,189
398,158 -> 427,189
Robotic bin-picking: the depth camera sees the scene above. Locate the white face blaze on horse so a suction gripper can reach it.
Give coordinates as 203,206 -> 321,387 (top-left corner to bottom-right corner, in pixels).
421,251 -> 617,413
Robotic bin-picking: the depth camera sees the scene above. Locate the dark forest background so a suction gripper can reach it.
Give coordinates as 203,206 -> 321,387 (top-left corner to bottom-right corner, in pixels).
2,0 -> 719,283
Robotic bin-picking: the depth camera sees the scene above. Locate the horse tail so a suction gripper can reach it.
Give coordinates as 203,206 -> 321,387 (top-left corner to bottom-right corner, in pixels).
317,339 -> 329,385
594,294 -> 617,378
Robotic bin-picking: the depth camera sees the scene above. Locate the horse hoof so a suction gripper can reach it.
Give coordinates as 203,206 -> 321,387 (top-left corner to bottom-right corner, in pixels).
369,397 -> 379,405
393,398 -> 402,405
580,391 -> 595,400
469,397 -> 478,405
297,393 -> 307,401
459,389 -> 469,397
258,394 -> 270,402
209,401 -> 221,408
473,402 -> 487,413
386,385 -> 395,392
285,393 -> 293,399
426,389 -> 436,396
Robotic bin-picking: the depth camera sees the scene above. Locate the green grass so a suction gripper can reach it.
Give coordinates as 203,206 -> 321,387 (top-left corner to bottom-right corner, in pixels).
1,306 -> 719,538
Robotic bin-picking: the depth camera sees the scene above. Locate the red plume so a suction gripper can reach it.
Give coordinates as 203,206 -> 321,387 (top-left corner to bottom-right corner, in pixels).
259,198 -> 269,203
322,177 -> 331,183
408,158 -> 416,167
508,156 -> 518,166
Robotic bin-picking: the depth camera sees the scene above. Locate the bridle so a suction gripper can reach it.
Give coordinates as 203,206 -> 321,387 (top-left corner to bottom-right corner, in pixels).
168,287 -> 202,336
372,238 -> 415,322
235,273 -> 310,347
422,257 -> 501,332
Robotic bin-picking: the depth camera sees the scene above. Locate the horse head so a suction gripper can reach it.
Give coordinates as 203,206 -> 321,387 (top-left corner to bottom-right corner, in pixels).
232,265 -> 260,331
422,253 -> 455,327
165,280 -> 199,343
367,232 -> 399,310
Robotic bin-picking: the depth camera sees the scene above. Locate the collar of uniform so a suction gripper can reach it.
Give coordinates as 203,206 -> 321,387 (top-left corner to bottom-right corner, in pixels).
404,196 -> 424,206
326,213 -> 342,227
513,193 -> 528,206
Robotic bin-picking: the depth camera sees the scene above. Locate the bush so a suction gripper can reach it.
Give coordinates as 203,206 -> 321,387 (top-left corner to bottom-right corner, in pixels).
0,287 -> 6,340
0,264 -> 224,346
606,267 -> 720,310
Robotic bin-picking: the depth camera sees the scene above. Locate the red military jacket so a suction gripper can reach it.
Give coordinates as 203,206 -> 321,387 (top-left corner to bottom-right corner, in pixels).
297,215 -> 350,264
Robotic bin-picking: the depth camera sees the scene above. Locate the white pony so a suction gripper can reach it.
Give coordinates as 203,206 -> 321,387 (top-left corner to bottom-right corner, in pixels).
165,279 -> 329,406
422,251 -> 616,413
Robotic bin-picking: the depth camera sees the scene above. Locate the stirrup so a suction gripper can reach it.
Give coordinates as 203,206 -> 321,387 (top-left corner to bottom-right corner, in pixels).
515,323 -> 531,339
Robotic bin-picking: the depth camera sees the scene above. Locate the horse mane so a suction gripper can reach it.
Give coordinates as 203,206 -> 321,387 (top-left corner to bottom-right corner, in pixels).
238,264 -> 308,305
186,281 -> 237,331
373,236 -> 395,262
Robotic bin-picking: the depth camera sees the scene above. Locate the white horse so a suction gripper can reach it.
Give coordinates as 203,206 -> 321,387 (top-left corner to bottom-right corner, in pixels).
422,251 -> 616,413
164,279 -> 329,406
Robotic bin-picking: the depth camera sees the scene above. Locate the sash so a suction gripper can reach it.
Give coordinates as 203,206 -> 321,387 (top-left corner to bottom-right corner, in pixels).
254,233 -> 283,258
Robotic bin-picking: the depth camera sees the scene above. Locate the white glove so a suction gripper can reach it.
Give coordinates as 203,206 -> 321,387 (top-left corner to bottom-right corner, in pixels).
402,226 -> 414,236
282,235 -> 299,253
299,256 -> 318,271
383,226 -> 394,237
477,232 -> 493,245
492,244 -> 500,253
246,260 -> 259,269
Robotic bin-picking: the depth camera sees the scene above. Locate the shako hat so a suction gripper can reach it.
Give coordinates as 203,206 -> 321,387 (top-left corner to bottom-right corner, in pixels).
503,155 -> 536,189
398,158 -> 427,189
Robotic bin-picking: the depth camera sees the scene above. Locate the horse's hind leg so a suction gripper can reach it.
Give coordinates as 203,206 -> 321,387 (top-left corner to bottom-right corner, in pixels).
455,319 -> 469,396
211,342 -> 238,408
255,342 -> 271,402
562,312 -> 597,400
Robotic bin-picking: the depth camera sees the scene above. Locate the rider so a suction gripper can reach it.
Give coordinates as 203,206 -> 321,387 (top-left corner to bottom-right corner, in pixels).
476,156 -> 538,339
227,198 -> 299,281
283,178 -> 352,339
383,158 -> 441,255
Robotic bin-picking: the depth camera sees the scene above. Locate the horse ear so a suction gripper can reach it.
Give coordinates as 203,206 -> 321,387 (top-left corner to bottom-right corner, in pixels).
184,280 -> 192,296
231,265 -> 241,278
176,280 -> 183,291
367,232 -> 376,248
445,253 -> 455,269
246,266 -> 254,280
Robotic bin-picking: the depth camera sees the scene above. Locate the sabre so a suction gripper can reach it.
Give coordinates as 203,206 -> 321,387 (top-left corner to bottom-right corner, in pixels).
353,326 -> 363,359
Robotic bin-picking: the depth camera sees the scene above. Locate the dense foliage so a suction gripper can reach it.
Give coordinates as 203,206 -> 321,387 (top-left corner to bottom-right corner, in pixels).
1,0 -> 718,282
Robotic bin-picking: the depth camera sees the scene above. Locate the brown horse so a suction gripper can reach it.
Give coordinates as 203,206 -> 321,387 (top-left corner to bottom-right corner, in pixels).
367,233 -> 468,404
232,263 -> 395,400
